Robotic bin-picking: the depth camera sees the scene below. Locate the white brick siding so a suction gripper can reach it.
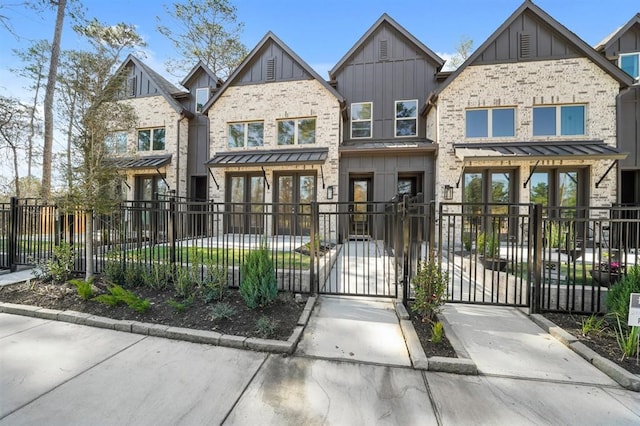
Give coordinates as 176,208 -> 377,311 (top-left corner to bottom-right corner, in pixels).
433,58 -> 620,208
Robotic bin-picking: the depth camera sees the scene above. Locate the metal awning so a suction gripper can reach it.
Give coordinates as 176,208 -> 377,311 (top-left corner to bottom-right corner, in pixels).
110,154 -> 172,169
206,147 -> 329,167
454,141 -> 628,162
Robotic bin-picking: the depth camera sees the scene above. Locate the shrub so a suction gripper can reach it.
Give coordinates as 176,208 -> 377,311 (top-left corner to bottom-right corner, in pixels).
68,278 -> 94,300
411,259 -> 448,323
240,246 -> 278,309
255,315 -> 277,338
142,262 -> 172,290
477,232 -> 499,258
174,265 -> 196,299
211,302 -> 236,321
93,284 -> 150,313
606,265 -> 640,321
200,262 -> 227,303
32,241 -> 75,283
104,254 -> 126,285
123,262 -> 145,288
431,321 -> 444,343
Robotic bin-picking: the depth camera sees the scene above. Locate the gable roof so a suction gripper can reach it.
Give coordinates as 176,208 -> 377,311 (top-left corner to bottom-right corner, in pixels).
429,1 -> 633,105
329,13 -> 444,79
202,32 -> 344,113
595,13 -> 640,53
181,60 -> 223,88
115,54 -> 190,116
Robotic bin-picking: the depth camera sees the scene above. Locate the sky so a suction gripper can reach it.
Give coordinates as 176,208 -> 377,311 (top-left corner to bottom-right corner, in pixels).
0,0 -> 638,184
1,0 -> 639,99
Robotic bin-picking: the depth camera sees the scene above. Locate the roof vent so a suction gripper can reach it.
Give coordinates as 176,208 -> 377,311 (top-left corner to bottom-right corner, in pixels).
266,57 -> 276,81
519,33 -> 530,59
379,39 -> 388,60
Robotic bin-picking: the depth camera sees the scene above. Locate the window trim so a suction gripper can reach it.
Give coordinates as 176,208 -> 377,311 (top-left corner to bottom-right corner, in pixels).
619,52 -> 640,80
137,127 -> 166,152
195,87 -> 209,114
394,99 -> 418,138
277,117 -> 317,145
227,121 -> 265,149
532,104 -> 586,137
465,107 -> 516,139
350,102 -> 373,139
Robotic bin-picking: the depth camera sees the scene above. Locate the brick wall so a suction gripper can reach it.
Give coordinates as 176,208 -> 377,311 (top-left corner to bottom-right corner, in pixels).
207,79 -> 342,204
433,58 -> 620,208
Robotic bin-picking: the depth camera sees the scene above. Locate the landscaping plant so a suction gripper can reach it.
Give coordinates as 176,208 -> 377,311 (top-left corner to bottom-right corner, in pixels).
32,241 -> 75,283
210,302 -> 236,320
580,314 -> 606,336
68,278 -> 94,300
240,245 -> 278,309
606,265 -> 640,323
431,321 -> 444,343
255,315 -> 277,338
411,258 -> 448,323
614,314 -> 639,360
167,297 -> 193,313
199,261 -> 227,303
93,284 -> 150,313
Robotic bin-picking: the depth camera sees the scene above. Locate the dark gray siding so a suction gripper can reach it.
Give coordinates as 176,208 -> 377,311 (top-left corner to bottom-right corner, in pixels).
473,10 -> 579,64
333,23 -> 439,141
602,23 -> 640,58
236,39 -> 312,84
619,86 -> 640,169
182,70 -> 218,180
126,63 -> 167,98
339,153 -> 435,203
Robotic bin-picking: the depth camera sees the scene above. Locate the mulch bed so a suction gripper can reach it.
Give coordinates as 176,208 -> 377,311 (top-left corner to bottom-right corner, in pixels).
543,312 -> 640,375
0,278 -> 305,341
408,304 -> 458,358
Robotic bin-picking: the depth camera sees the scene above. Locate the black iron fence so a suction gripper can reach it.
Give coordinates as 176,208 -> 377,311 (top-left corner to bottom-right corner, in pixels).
3,196 -> 640,314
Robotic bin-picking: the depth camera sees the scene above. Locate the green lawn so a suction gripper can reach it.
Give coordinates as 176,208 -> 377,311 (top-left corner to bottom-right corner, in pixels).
123,246 -> 312,269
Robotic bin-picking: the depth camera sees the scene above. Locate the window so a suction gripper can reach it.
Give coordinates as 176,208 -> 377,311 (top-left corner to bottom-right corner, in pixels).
277,118 -> 316,145
351,102 -> 372,138
620,53 -> 639,80
227,122 -> 264,148
137,127 -> 165,151
465,108 -> 515,138
395,100 -> 418,137
529,169 -> 585,219
195,88 -> 209,113
105,131 -> 127,154
533,105 -> 585,136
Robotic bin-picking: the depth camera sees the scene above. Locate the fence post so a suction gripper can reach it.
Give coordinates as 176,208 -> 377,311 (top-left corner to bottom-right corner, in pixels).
531,204 -> 543,314
168,194 -> 177,266
429,201 -> 436,263
310,201 -> 317,294
8,197 -> 18,272
402,195 -> 409,307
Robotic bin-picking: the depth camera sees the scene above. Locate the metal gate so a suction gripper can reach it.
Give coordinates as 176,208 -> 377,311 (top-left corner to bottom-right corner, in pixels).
311,201 -> 405,298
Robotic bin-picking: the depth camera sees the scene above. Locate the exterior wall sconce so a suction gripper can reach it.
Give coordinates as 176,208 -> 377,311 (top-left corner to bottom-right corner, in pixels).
444,185 -> 454,201
327,185 -> 334,200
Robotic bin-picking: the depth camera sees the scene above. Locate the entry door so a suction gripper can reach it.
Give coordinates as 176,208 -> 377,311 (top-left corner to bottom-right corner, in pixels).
227,174 -> 264,234
275,173 -> 316,236
349,177 -> 372,236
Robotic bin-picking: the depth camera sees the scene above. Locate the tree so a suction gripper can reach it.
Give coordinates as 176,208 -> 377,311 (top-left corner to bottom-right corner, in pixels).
447,35 -> 473,71
12,39 -> 50,182
0,96 -> 31,197
42,0 -> 67,202
157,0 -> 248,78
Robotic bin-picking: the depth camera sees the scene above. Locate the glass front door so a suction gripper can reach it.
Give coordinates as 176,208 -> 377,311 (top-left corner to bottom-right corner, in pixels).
349,177 -> 372,236
275,173 -> 316,236
227,174 -> 264,234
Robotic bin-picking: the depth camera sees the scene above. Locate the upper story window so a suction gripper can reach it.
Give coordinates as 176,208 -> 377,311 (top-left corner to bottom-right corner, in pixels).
395,100 -> 418,137
620,52 -> 639,80
138,127 -> 165,151
277,118 -> 316,145
533,105 -> 585,137
195,88 -> 210,113
228,121 -> 264,148
351,102 -> 372,139
105,131 -> 127,154
466,107 -> 515,138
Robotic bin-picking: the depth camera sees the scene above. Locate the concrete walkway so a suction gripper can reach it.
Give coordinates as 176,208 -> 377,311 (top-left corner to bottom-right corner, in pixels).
2,313 -> 640,425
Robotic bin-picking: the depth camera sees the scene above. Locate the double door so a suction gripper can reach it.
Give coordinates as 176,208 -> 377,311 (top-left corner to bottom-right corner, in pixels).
275,173 -> 315,236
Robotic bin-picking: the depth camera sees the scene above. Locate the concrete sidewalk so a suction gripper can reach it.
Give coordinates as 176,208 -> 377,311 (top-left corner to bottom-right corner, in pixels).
2,313 -> 640,425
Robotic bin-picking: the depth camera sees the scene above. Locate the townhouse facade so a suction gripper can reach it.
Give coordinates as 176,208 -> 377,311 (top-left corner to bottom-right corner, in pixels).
111,1 -> 640,239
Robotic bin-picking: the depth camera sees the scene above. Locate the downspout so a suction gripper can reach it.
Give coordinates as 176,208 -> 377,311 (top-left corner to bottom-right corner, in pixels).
616,86 -> 632,204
